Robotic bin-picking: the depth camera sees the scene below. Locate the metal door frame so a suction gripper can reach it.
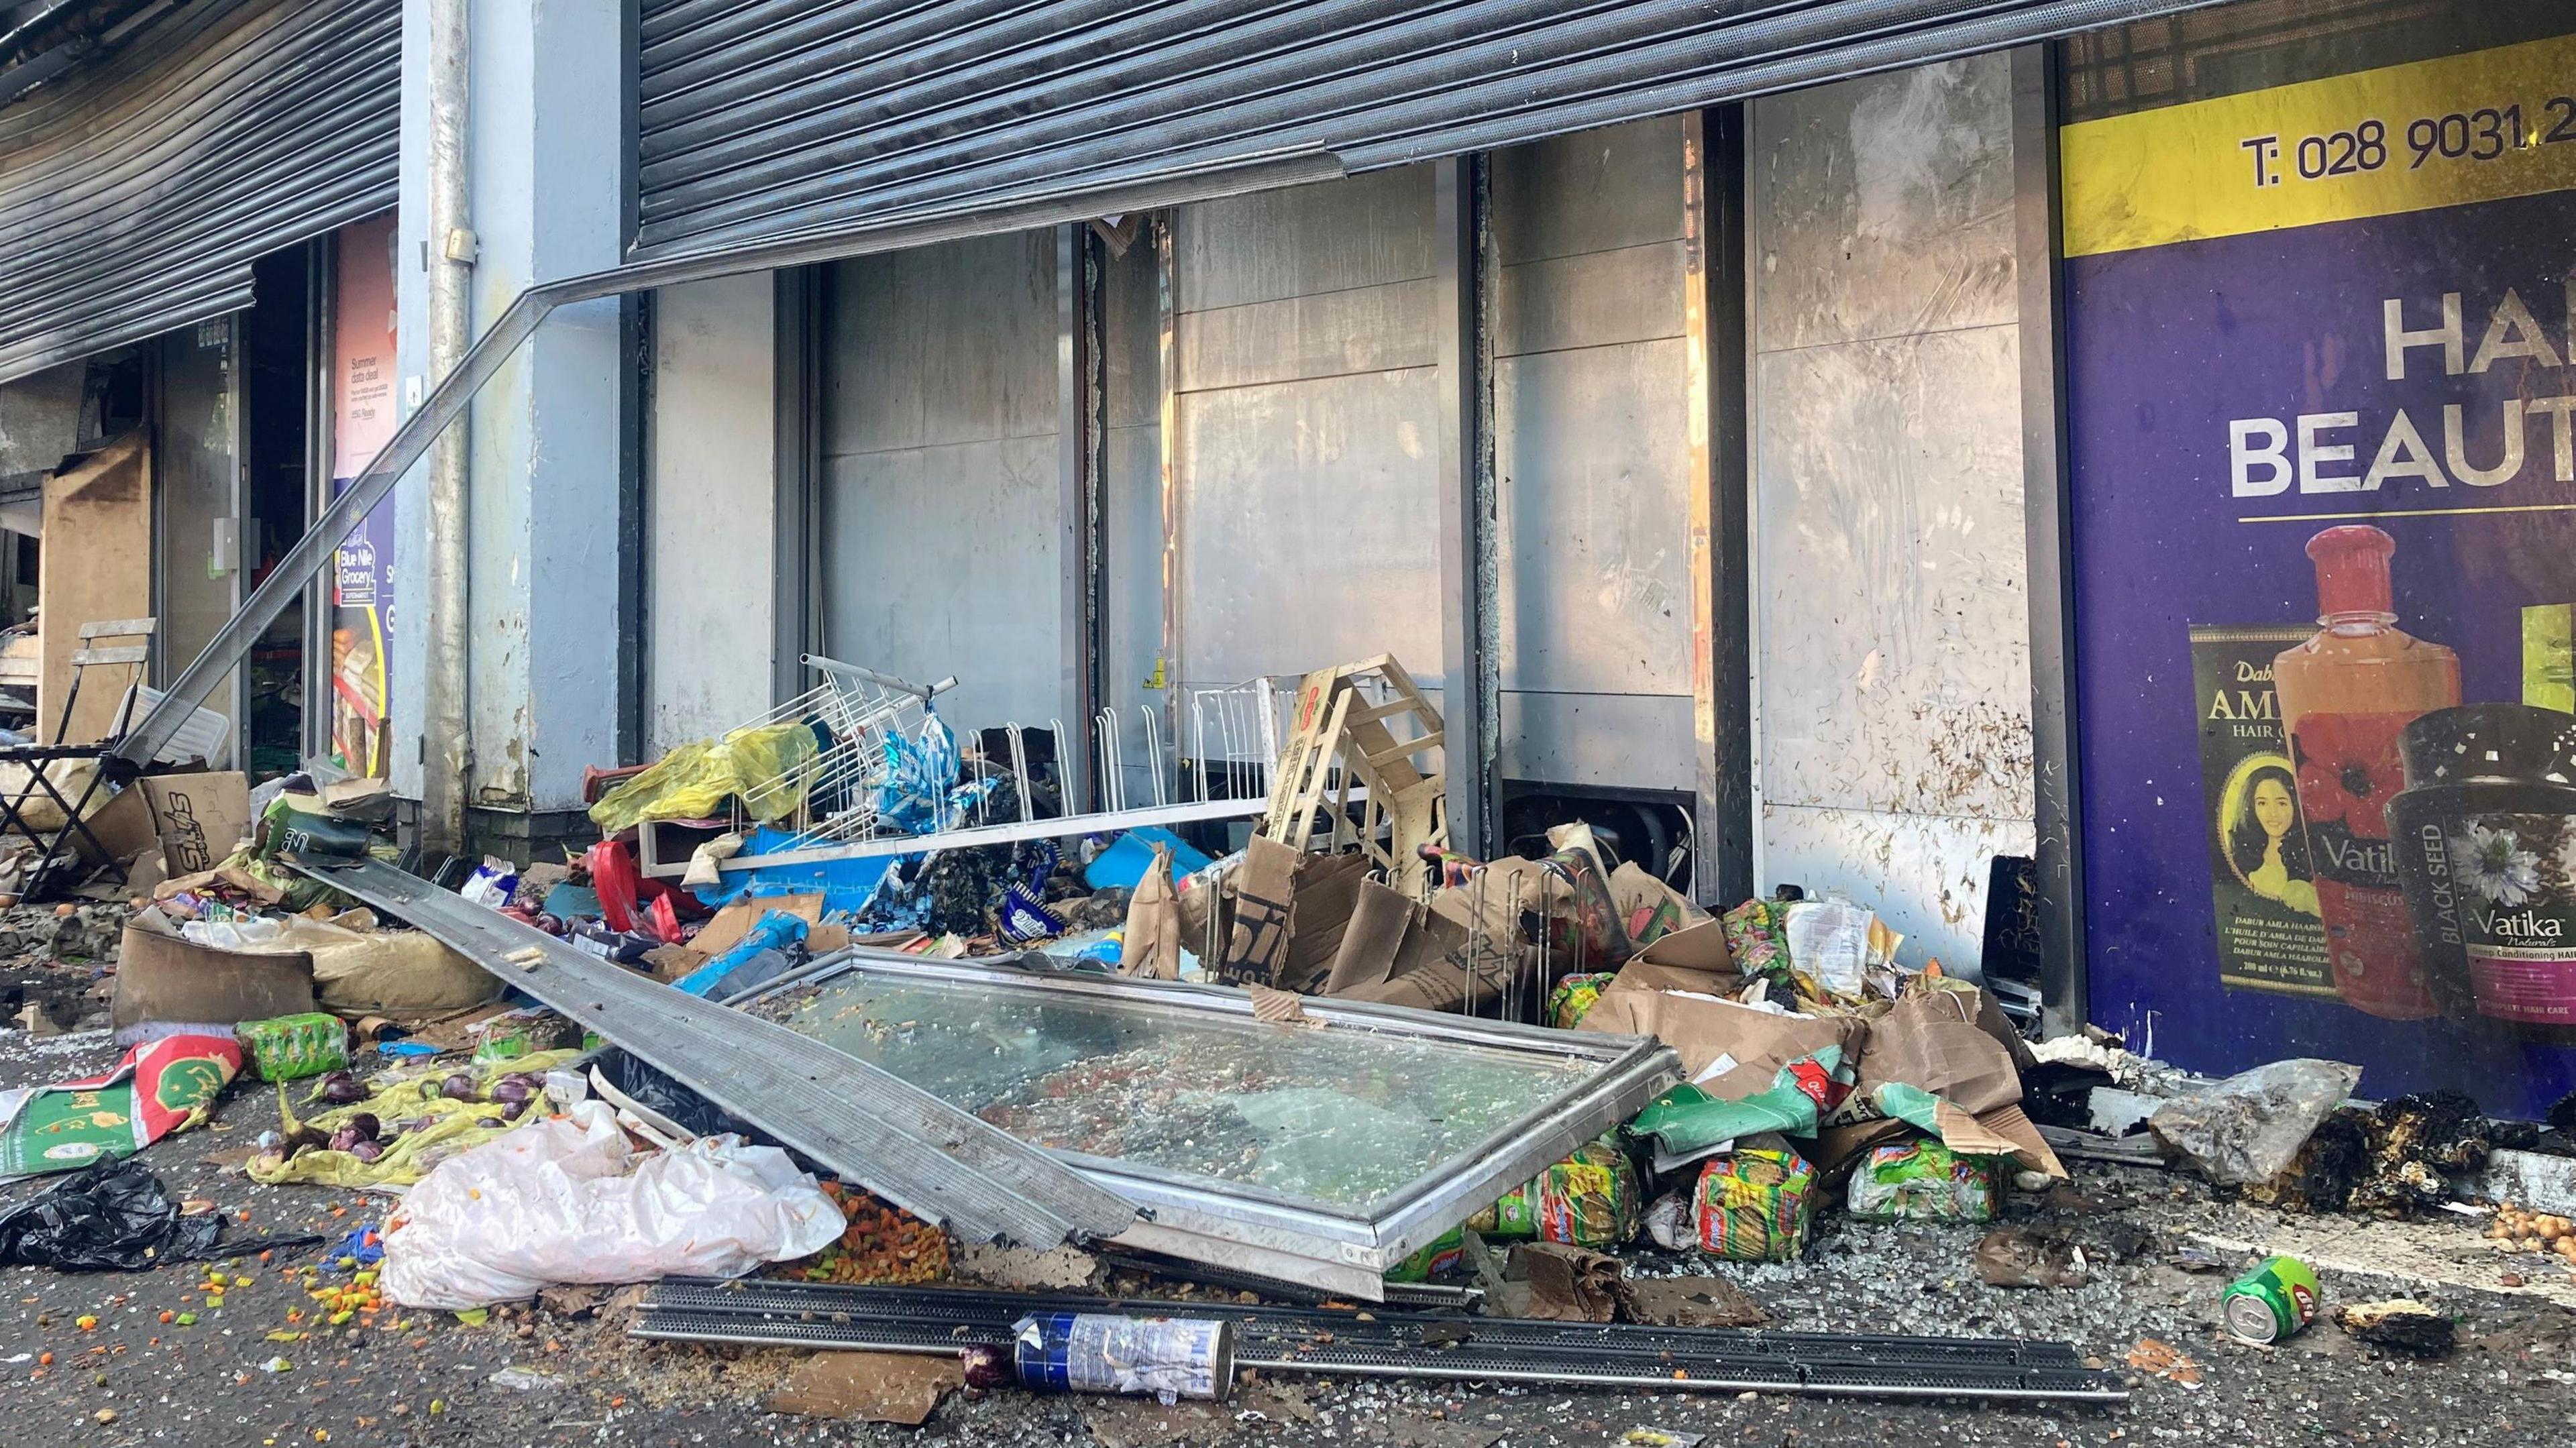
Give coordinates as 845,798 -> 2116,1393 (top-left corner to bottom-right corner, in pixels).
150,310 -> 248,764
2012,42 -> 2087,1035
301,233 -> 337,764
770,265 -> 825,708
1686,107 -> 1756,906
1058,220 -> 1107,814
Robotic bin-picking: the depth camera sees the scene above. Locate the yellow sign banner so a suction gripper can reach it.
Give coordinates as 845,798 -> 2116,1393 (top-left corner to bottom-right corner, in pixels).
2062,32 -> 2576,258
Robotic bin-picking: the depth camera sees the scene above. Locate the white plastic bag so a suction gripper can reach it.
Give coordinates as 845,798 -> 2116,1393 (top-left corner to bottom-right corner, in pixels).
2148,1058 -> 2362,1185
1781,897 -> 1871,1001
180,915 -> 288,950
379,1101 -> 844,1308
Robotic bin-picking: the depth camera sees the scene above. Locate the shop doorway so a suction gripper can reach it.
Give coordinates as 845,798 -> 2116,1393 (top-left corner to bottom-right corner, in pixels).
151,245 -> 315,775
239,247 -> 313,776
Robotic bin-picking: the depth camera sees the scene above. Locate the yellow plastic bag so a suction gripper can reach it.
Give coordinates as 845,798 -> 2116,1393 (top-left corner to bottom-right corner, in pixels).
246,1050 -> 582,1189
589,723 -> 820,834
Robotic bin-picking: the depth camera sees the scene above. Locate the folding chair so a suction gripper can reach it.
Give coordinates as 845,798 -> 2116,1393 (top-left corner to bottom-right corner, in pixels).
0,618 -> 156,897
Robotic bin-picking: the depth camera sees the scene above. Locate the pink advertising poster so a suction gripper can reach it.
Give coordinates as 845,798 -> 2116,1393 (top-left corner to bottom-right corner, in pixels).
330,213 -> 397,776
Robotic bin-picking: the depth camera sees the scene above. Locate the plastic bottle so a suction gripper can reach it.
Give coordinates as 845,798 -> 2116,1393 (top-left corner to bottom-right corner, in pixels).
2270,525 -> 2459,1020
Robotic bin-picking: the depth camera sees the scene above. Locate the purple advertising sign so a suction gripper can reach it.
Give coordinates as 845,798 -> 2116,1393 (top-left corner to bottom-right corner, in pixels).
2063,38 -> 2576,1115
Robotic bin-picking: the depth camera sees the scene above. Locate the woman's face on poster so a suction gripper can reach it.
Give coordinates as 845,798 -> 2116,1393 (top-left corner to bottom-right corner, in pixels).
2253,775 -> 2296,840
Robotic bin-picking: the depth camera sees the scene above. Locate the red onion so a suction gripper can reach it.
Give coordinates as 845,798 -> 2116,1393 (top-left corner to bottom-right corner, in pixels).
959,1343 -> 1010,1390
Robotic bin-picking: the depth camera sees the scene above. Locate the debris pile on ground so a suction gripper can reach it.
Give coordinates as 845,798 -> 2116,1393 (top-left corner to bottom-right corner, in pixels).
2,651 -> 2571,1437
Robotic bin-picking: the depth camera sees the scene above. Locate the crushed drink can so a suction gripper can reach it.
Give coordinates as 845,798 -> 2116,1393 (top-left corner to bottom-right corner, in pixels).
1012,1312 -> 1234,1401
2221,1254 -> 2321,1342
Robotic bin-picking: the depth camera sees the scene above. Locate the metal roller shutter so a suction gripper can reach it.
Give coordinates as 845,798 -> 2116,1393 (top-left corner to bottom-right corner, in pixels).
0,0 -> 400,385
635,0 -> 2226,257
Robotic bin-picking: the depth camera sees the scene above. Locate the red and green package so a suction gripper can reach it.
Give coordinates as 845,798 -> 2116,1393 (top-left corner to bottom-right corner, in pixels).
1383,1226 -> 1466,1284
1546,972 -> 1619,1030
1695,1146 -> 1815,1262
1844,1140 -> 2006,1223
0,1034 -> 241,1178
1720,898 -> 1796,995
1468,1136 -> 1640,1247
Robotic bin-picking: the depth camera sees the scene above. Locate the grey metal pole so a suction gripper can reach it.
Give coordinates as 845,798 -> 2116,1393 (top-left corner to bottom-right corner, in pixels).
1432,156 -> 1497,862
423,0 -> 472,858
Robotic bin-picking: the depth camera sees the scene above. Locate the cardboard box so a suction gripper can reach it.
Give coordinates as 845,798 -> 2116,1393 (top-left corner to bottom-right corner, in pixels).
1578,989 -> 1866,1097
85,770 -> 250,874
692,891 -> 825,957
1605,917 -> 1739,996
1277,850 -> 1371,992
144,772 -> 250,875
1322,879 -> 1417,995
111,920 -> 315,1034
1218,837 -> 1300,987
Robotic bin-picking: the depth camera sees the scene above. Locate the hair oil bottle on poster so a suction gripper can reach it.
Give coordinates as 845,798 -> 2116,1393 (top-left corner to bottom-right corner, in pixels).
2271,526 -> 2458,1019
2390,706 -> 2576,1044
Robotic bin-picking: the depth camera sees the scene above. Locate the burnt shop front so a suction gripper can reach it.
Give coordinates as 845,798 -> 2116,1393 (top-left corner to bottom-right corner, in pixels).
635,12 -> 2078,986
630,1 -> 2576,1113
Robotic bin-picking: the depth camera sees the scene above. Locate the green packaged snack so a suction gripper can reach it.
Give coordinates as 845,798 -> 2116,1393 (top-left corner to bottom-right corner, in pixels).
1719,898 -> 1796,995
1694,1147 -> 1815,1262
472,1027 -> 533,1064
1384,1226 -> 1466,1283
233,1012 -> 350,1084
1546,972 -> 1619,1030
1844,1141 -> 2006,1223
1468,1136 -> 1640,1247
1623,1048 -> 1856,1158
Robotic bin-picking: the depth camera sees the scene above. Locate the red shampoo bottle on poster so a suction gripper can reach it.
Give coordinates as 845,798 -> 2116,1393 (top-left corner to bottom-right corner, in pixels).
2271,525 -> 2459,1020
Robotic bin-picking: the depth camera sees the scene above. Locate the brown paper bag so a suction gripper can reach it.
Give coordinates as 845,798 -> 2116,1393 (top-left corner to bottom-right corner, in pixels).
1492,1242 -> 1623,1323
1218,836 -> 1299,987
1323,879 -> 1417,995
1853,989 -> 2024,1116
1118,842 -> 1184,980
1607,860 -> 1706,946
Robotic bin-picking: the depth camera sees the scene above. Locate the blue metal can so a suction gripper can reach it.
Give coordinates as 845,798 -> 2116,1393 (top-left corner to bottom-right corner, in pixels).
1011,1311 -> 1234,1401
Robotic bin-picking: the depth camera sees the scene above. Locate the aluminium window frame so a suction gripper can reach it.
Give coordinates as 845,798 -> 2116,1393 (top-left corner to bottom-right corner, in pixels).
751,949 -> 1681,1298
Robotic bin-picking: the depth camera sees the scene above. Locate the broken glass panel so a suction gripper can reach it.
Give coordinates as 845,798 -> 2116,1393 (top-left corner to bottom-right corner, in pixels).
761,964 -> 1599,1212
745,952 -> 1677,1296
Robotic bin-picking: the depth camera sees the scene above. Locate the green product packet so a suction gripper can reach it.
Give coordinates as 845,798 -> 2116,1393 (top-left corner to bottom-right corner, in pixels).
1623,1046 -> 1853,1158
254,796 -> 374,862
1719,899 -> 1796,994
1546,972 -> 1619,1030
1384,1226 -> 1466,1283
1844,1140 -> 2006,1223
474,1029 -> 533,1064
1695,1147 -> 1815,1262
233,1012 -> 350,1084
1466,1136 -> 1641,1247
